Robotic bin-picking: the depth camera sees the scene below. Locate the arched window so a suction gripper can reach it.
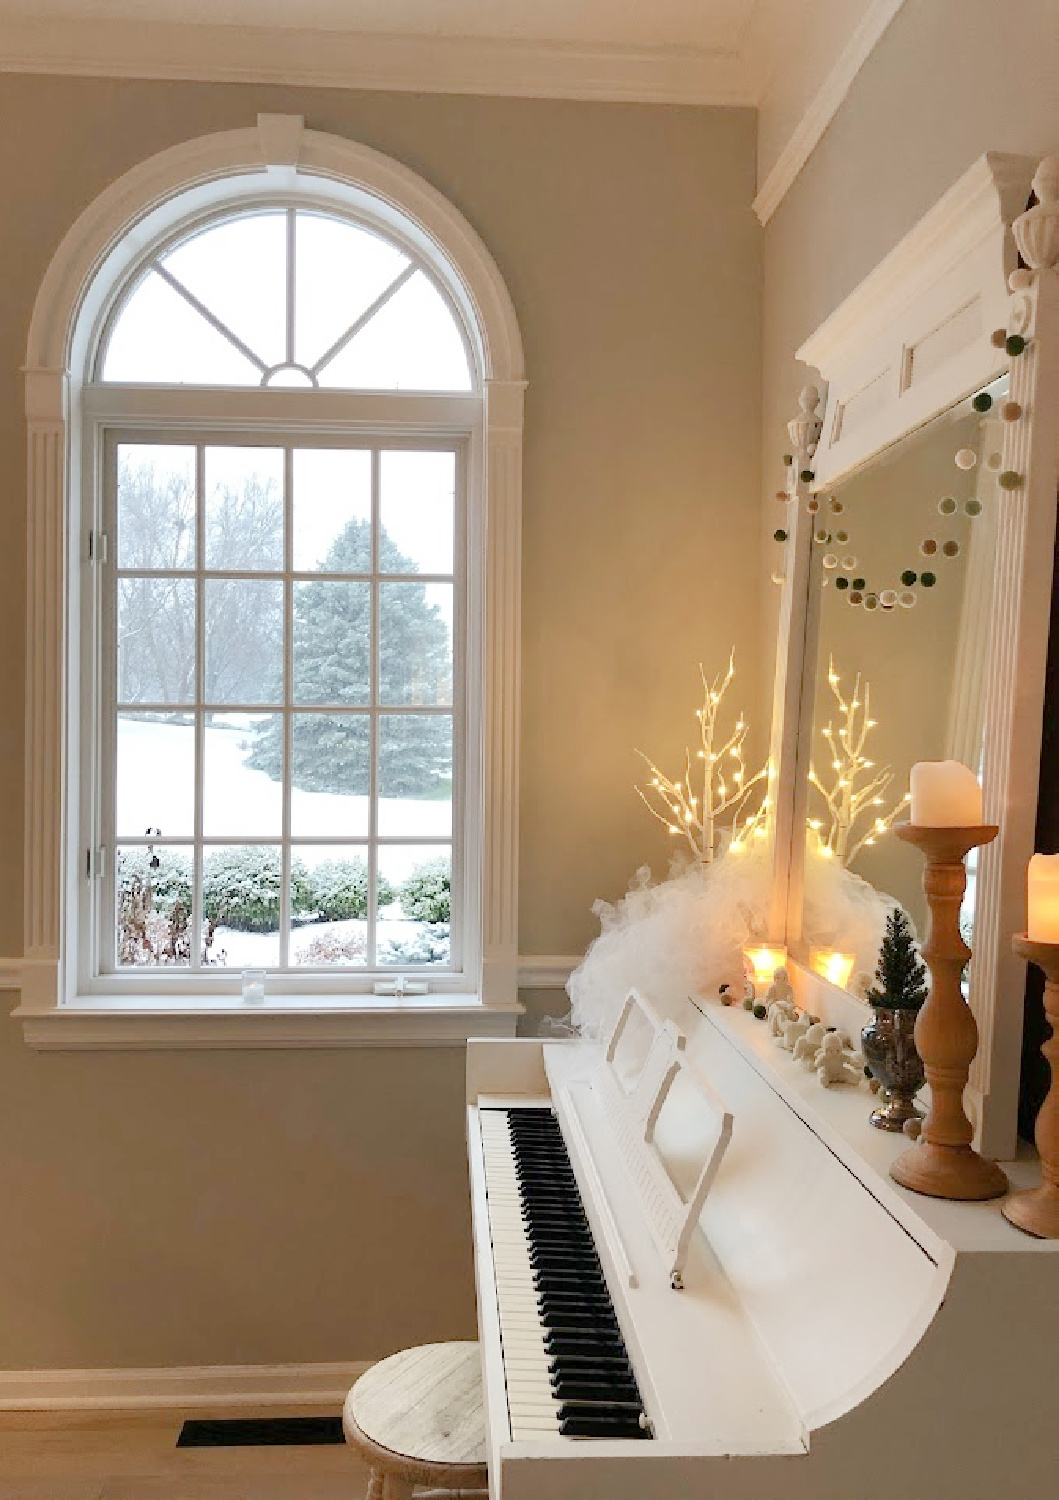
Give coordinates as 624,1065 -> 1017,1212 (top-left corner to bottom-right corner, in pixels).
20,117 -> 524,1043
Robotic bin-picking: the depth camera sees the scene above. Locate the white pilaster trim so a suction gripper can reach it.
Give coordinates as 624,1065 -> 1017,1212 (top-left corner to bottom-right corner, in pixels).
753,0 -> 908,226
480,379 -> 526,1006
0,1360 -> 372,1411
971,263 -> 1059,1158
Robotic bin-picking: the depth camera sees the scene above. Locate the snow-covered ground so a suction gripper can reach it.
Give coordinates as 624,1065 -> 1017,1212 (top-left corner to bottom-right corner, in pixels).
117,715 -> 451,857
117,716 -> 451,967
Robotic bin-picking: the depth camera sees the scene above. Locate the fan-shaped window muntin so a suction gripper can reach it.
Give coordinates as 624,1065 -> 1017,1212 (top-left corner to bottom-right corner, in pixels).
98,206 -> 476,393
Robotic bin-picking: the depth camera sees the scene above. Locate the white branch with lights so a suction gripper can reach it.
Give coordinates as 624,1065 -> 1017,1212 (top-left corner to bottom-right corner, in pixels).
635,651 -> 769,864
808,657 -> 910,865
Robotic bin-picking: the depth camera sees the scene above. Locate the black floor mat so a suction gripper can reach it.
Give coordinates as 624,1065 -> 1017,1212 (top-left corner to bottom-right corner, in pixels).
177,1416 -> 345,1447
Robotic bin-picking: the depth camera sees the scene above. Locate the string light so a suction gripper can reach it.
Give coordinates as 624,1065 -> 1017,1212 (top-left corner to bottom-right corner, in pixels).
807,655 -> 911,865
635,649 -> 768,864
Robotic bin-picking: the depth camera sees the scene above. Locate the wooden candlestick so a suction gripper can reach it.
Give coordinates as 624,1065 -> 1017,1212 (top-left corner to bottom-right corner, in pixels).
889,823 -> 1009,1201
1004,936 -> 1059,1237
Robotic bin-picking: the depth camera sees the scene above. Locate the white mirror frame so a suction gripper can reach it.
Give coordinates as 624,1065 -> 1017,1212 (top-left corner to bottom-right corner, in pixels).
769,152 -> 1059,1160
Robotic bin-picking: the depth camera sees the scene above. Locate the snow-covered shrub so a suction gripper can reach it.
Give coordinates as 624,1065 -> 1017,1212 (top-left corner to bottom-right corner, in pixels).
202,846 -> 311,932
378,925 -> 450,964
117,847 -> 192,914
398,859 -> 451,923
304,859 -> 394,922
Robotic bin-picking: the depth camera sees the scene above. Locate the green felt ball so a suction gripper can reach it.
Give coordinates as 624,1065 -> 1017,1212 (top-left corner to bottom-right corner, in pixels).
938,496 -> 958,515
774,528 -> 788,542
800,469 -> 814,483
853,577 -> 866,590
753,1003 -> 768,1020
999,470 -> 1022,490
900,569 -> 917,586
783,454 -> 793,466
972,392 -> 993,412
835,529 -> 849,544
965,499 -> 983,517
1005,334 -> 1026,357
743,997 -> 754,1011
864,593 -> 879,610
921,571 -> 937,587
836,576 -> 849,590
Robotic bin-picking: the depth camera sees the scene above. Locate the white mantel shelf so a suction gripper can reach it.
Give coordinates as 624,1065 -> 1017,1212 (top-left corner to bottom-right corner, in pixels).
692,1001 -> 1055,1258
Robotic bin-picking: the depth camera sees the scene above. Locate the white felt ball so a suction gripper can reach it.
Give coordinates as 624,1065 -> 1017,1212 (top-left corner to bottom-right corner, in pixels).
841,554 -> 857,569
898,590 -> 917,608
771,571 -> 784,585
955,448 -> 978,470
879,589 -> 898,607
822,553 -> 839,569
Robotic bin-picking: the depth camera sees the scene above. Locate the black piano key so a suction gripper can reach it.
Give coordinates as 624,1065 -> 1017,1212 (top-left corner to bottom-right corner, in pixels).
501,1107 -> 651,1442
558,1400 -> 645,1419
560,1416 -> 651,1439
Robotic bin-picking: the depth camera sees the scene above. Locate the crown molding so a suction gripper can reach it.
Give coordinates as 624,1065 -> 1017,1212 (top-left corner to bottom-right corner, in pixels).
753,0 -> 908,226
0,16 -> 756,105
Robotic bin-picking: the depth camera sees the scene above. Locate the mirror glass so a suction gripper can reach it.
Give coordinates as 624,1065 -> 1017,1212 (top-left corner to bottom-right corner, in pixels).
794,378 -> 1007,995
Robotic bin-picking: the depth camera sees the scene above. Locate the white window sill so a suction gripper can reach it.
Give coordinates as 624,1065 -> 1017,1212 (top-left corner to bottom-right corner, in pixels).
11,993 -> 522,1050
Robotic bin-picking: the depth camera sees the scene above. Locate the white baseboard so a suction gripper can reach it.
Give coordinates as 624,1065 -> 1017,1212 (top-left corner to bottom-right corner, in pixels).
0,1360 -> 372,1411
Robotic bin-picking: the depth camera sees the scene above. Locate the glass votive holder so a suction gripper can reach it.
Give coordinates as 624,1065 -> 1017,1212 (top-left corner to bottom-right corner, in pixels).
242,969 -> 266,1005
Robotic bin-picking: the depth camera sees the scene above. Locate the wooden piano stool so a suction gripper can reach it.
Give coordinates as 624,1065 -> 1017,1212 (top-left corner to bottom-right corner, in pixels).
342,1341 -> 489,1500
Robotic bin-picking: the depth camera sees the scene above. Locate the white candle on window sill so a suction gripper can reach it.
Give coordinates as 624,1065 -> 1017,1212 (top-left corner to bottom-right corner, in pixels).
909,760 -> 983,827
1027,854 -> 1059,943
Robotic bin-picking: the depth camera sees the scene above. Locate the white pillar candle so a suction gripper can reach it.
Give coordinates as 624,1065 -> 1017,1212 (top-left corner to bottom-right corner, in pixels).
909,760 -> 983,826
1028,855 -> 1059,943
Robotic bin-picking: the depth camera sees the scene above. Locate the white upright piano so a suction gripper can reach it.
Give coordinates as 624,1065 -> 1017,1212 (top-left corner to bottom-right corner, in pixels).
466,991 -> 1058,1500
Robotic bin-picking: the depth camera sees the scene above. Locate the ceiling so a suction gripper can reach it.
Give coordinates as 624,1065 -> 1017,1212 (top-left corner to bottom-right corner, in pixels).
0,0 -> 822,105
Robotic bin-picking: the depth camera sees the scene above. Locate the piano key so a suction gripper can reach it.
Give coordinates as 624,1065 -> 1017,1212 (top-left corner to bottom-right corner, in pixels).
482,1107 -> 650,1444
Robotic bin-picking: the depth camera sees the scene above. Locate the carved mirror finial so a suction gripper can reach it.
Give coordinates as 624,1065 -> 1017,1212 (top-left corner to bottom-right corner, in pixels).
1014,156 -> 1059,271
787,384 -> 823,462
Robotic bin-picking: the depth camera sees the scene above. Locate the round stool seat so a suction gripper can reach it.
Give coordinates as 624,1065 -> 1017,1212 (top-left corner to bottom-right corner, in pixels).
344,1342 -> 488,1499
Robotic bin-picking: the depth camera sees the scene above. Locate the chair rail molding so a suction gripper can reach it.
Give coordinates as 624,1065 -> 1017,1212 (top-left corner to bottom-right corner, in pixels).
21,113 -> 526,1024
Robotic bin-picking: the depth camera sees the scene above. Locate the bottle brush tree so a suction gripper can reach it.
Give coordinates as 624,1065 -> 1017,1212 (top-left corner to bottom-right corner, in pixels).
866,907 -> 929,1011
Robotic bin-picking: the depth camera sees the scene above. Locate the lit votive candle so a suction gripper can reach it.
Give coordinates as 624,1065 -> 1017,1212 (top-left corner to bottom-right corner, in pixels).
909,760 -> 983,827
1027,854 -> 1059,943
242,969 -> 266,1005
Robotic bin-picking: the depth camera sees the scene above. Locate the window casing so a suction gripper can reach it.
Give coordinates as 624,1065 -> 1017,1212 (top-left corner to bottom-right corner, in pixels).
20,119 -> 524,1039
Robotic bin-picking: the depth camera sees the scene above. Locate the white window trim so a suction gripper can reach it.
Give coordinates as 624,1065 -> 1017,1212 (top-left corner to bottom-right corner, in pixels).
17,114 -> 526,1048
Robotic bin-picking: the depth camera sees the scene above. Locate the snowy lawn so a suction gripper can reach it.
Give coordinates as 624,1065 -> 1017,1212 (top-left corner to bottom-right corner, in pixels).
117,716 -> 451,847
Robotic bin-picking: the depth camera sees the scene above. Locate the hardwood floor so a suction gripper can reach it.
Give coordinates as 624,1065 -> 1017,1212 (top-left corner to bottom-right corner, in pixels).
0,1406 -> 371,1500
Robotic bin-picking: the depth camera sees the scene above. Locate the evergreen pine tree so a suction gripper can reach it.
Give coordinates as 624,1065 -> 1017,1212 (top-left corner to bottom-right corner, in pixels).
866,907 -> 929,1011
244,517 -> 451,797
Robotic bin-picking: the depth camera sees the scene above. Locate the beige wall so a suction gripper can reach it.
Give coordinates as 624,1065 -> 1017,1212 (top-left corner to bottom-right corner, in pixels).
0,75 -> 760,1366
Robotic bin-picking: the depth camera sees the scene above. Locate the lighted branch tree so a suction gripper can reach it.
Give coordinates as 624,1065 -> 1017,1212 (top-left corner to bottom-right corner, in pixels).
635,651 -> 768,864
808,657 -> 910,865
